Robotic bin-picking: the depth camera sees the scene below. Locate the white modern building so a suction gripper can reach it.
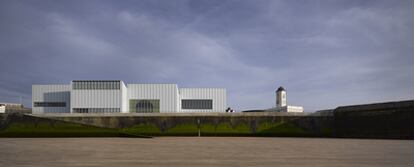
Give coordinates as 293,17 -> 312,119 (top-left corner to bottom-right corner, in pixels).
266,86 -> 304,112
32,80 -> 226,114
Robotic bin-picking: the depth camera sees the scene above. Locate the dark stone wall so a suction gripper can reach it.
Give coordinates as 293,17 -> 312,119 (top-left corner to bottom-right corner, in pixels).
333,100 -> 414,139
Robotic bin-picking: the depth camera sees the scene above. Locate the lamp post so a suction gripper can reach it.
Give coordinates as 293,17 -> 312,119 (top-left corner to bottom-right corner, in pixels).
197,118 -> 201,137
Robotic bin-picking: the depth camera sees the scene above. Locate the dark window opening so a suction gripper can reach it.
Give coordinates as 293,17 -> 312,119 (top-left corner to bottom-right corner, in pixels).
129,99 -> 160,113
72,80 -> 121,90
73,108 -> 120,113
34,102 -> 66,107
136,100 -> 153,113
182,99 -> 213,109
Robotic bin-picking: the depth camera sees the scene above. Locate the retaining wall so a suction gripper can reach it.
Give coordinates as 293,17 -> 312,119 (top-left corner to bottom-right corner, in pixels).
333,100 -> 414,139
2,100 -> 413,139
40,112 -> 333,137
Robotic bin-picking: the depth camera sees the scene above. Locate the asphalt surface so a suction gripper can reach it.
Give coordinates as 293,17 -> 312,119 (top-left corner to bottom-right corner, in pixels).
1,137 -> 413,167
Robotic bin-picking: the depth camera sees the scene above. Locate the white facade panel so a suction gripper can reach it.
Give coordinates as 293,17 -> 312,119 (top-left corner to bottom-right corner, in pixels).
179,88 -> 226,112
287,106 -> 304,112
127,84 -> 178,113
70,90 -> 121,110
266,106 -> 304,112
32,85 -> 71,114
70,81 -> 124,113
121,82 -> 128,113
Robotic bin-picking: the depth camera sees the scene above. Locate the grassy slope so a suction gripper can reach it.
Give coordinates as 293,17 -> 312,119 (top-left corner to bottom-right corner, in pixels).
0,114 -> 136,137
120,122 -> 331,137
0,122 -> 122,137
0,114 -> 331,137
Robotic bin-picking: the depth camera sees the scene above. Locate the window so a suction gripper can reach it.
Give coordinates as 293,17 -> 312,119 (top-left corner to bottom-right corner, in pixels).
129,99 -> 160,113
182,99 -> 213,109
115,82 -> 120,89
105,82 -> 109,89
109,82 -> 113,89
72,81 -> 121,90
73,108 -> 120,113
34,102 -> 66,107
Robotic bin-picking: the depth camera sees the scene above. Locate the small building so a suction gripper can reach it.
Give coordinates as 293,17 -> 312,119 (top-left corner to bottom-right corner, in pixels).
266,86 -> 304,112
32,80 -> 227,114
0,102 -> 26,113
0,104 -> 4,113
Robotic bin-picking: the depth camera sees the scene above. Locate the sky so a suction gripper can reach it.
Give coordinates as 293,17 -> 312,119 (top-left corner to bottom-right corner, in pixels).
1,0 -> 414,111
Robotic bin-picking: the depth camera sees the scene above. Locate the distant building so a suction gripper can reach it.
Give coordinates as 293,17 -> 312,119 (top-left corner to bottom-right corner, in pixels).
32,80 -> 227,114
0,105 -> 4,113
266,86 -> 304,112
0,102 -> 25,113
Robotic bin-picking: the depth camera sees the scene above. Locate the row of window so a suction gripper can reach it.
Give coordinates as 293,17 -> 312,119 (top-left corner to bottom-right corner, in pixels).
73,108 -> 120,113
34,102 -> 66,107
182,99 -> 213,109
34,100 -> 214,110
72,81 -> 120,90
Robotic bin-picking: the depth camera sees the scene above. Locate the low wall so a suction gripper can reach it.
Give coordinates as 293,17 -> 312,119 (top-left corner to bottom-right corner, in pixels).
333,100 -> 414,139
2,99 -> 413,139
38,112 -> 333,137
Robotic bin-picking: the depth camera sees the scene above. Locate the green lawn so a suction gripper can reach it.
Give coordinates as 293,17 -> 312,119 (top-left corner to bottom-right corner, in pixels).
0,122 -> 120,137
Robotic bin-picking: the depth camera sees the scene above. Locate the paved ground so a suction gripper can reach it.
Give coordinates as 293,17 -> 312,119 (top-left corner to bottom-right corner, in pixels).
1,137 -> 413,167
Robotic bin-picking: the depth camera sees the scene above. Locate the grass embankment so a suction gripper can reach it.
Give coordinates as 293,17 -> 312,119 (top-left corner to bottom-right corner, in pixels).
0,122 -> 121,137
0,114 -> 147,138
0,114 -> 332,137
120,122 -> 332,137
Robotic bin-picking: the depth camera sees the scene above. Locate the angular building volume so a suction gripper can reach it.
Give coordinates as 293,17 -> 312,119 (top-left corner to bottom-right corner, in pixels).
32,80 -> 226,114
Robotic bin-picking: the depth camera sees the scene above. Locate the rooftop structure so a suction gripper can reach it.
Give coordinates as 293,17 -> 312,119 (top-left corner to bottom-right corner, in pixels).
267,86 -> 304,112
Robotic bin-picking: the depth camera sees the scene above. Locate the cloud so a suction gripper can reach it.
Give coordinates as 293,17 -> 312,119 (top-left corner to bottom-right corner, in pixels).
0,0 -> 414,111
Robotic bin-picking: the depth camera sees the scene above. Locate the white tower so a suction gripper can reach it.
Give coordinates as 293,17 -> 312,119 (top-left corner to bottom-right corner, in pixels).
276,86 -> 287,107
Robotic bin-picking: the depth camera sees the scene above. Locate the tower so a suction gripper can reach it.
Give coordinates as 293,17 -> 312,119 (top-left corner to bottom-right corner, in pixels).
276,86 -> 287,107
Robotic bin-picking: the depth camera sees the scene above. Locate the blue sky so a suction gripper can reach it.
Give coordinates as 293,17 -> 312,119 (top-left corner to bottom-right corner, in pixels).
1,0 -> 414,111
